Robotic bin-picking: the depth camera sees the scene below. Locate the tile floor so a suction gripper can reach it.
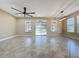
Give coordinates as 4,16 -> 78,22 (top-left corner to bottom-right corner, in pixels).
0,35 -> 79,58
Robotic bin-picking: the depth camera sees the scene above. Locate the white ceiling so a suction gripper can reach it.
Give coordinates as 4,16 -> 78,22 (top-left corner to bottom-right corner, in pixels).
0,0 -> 79,17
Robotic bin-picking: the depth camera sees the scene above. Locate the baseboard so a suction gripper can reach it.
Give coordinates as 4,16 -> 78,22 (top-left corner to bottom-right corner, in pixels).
63,34 -> 79,40
16,35 -> 61,36
16,35 -> 33,36
0,35 -> 17,42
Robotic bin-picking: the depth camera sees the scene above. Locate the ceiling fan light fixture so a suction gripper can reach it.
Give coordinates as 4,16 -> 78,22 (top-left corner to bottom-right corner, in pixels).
11,7 -> 35,17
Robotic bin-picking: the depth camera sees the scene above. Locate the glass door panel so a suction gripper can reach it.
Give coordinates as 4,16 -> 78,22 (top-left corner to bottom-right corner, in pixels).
35,19 -> 47,35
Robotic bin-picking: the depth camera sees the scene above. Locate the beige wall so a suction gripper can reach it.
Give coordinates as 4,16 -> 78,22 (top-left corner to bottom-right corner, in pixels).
16,17 -> 62,36
57,21 -> 62,34
0,10 -> 16,39
16,19 -> 33,35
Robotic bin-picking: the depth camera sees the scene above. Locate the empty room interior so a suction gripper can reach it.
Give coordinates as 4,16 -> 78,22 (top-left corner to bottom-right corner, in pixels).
0,0 -> 79,58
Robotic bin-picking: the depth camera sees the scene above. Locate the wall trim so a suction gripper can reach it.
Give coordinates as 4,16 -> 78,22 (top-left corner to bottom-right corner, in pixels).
0,35 -> 17,42
16,35 -> 33,36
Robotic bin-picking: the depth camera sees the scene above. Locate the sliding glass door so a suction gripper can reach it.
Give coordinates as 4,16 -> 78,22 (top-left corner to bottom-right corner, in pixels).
35,19 -> 47,35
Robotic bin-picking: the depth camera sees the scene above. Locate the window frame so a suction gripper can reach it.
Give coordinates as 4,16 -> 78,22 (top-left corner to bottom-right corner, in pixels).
77,16 -> 79,34
66,17 -> 75,33
51,20 -> 57,32
25,20 -> 32,32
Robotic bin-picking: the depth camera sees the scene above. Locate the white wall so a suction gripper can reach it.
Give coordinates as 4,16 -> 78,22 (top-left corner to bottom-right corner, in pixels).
0,10 -> 16,39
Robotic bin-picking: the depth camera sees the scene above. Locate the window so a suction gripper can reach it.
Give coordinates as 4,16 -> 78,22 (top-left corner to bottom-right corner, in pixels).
77,16 -> 79,34
25,20 -> 32,32
67,17 -> 75,32
51,20 -> 57,32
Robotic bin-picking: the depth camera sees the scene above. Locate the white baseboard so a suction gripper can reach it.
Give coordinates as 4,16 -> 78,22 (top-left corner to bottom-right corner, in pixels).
16,35 -> 33,36
0,35 -> 17,42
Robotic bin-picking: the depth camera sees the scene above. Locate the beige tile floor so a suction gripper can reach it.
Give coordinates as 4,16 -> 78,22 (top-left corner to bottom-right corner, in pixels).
0,35 -> 79,58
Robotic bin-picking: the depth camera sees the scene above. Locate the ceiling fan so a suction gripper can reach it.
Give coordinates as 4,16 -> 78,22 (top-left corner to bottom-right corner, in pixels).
11,7 -> 35,17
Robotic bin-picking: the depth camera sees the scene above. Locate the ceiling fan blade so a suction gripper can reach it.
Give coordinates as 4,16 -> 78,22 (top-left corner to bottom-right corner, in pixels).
11,7 -> 23,13
26,14 -> 33,17
16,13 -> 22,14
26,12 -> 35,14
